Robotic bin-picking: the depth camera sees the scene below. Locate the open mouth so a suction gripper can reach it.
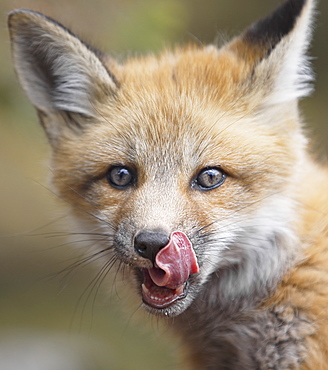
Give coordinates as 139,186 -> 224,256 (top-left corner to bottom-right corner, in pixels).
140,231 -> 199,309
141,268 -> 188,309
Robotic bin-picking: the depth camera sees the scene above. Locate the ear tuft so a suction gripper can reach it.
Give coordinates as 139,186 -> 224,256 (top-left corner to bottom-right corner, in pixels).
8,9 -> 118,117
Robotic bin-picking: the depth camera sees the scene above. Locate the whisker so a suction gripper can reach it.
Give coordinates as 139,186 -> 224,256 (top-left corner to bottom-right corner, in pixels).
30,231 -> 114,239
35,180 -> 115,230
0,213 -> 70,238
69,254 -> 118,332
59,246 -> 113,279
110,259 -> 124,300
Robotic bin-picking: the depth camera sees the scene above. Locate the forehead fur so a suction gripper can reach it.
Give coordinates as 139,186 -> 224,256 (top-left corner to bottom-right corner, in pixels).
109,45 -> 255,116
82,45 -> 301,167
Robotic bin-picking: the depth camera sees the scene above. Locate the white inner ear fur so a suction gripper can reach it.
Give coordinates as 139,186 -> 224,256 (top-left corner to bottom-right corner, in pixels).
12,18 -> 117,117
259,0 -> 315,107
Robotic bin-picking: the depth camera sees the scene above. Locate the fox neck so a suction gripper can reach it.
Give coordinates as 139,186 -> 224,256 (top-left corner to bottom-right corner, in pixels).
170,194 -> 301,366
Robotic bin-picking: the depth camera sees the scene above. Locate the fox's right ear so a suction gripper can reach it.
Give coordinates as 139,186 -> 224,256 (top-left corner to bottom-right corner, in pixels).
8,9 -> 118,142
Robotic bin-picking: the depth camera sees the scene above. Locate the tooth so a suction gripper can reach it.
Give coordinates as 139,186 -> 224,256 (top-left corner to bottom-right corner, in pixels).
142,284 -> 150,295
175,285 -> 184,296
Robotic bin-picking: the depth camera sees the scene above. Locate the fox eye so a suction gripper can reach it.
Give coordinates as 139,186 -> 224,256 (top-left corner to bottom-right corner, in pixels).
107,166 -> 135,189
194,167 -> 226,191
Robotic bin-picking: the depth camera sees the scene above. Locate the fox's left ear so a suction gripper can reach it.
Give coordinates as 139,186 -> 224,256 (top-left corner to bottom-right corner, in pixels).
227,0 -> 315,106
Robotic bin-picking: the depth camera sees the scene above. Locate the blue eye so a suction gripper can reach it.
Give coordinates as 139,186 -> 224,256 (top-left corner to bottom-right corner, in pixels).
107,166 -> 135,189
194,167 -> 226,191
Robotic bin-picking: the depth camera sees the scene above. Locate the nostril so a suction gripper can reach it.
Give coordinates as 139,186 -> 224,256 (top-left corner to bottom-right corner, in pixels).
134,230 -> 169,263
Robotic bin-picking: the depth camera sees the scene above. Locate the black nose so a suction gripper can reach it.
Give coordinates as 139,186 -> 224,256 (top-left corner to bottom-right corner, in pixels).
134,230 -> 169,263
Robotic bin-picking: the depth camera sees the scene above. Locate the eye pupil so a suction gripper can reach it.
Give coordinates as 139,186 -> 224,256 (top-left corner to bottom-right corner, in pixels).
107,166 -> 134,189
195,167 -> 225,190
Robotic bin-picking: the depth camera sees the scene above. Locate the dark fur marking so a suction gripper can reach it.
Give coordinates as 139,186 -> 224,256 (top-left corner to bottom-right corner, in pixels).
244,0 -> 306,51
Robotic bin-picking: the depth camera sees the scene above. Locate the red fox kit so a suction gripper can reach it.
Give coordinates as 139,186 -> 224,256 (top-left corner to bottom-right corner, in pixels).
8,0 -> 328,368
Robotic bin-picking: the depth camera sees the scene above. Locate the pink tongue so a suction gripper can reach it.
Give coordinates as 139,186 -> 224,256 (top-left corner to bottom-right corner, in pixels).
148,231 -> 199,290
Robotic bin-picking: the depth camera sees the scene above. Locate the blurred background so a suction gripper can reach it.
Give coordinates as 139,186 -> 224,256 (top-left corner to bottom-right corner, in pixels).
0,0 -> 327,369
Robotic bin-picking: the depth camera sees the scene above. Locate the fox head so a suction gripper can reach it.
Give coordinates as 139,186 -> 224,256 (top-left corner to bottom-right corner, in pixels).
9,0 -> 314,317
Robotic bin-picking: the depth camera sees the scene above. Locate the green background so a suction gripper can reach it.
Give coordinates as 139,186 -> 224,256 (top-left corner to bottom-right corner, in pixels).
1,0 -> 327,369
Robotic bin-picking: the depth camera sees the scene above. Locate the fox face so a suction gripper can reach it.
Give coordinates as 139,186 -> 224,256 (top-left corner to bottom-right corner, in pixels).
8,0 -> 314,319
